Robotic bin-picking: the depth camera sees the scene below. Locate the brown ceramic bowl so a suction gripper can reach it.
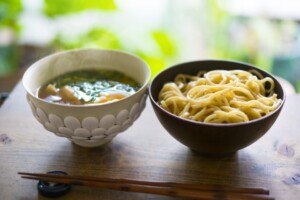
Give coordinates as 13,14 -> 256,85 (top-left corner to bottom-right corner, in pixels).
149,60 -> 286,155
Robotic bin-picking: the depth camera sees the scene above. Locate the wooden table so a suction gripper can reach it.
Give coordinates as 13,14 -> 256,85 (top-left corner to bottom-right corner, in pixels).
0,82 -> 300,200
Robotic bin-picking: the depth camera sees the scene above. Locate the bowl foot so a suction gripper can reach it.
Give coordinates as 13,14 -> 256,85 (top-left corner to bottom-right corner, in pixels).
70,139 -> 112,148
189,148 -> 237,157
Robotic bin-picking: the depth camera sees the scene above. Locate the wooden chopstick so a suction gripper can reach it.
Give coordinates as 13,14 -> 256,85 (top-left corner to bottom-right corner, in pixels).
18,172 -> 275,200
18,172 -> 269,194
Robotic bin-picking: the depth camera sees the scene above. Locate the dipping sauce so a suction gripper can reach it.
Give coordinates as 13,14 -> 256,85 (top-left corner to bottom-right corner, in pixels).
38,69 -> 140,105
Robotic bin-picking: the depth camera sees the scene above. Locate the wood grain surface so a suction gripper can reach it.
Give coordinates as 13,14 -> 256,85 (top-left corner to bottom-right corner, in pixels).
0,82 -> 300,200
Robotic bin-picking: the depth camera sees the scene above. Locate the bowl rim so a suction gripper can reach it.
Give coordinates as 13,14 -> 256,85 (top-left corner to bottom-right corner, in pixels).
149,59 -> 286,127
23,48 -> 151,108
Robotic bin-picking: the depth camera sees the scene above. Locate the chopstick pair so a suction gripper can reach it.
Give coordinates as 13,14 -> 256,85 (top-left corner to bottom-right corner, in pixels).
18,172 -> 274,200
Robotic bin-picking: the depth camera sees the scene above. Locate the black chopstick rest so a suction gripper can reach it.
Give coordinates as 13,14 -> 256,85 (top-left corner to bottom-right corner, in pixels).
37,171 -> 71,198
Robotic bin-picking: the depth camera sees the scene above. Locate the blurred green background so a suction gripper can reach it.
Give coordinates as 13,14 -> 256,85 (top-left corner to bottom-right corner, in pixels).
1,0 -> 300,92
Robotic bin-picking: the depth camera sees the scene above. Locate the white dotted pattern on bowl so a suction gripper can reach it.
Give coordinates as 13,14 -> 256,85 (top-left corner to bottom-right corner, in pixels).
27,94 -> 147,146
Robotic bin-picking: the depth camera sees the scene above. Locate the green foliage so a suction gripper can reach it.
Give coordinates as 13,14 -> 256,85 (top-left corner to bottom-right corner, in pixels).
296,82 -> 300,93
53,28 -> 121,50
137,52 -> 167,78
52,28 -> 178,78
0,0 -> 22,30
43,0 -> 179,78
205,1 -> 273,71
146,31 -> 178,77
152,31 -> 177,57
0,0 -> 22,76
43,0 -> 117,17
0,45 -> 19,76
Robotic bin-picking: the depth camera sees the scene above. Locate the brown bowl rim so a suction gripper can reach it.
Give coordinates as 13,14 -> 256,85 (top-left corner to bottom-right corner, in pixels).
149,59 -> 286,127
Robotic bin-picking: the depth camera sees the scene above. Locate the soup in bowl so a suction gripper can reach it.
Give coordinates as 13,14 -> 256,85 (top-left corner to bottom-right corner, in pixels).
38,69 -> 141,105
149,60 -> 285,155
23,49 -> 151,147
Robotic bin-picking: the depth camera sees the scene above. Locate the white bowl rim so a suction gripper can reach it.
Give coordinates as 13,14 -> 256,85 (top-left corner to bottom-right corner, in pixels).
23,48 -> 151,108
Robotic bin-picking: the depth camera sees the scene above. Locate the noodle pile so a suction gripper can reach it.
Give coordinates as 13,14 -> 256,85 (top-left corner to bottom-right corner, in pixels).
158,69 -> 282,123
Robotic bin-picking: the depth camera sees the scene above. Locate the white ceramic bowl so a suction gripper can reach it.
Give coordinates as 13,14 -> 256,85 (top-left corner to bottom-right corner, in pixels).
23,49 -> 151,147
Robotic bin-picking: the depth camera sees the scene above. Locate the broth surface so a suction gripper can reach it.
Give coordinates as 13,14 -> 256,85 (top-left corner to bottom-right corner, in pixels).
38,69 -> 140,105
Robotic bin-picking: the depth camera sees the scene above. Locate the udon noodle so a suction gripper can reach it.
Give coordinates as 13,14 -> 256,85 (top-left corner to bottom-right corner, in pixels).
158,69 -> 282,123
